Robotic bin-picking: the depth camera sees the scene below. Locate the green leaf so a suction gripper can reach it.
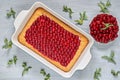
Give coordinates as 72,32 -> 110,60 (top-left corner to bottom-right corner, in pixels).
100,1 -> 106,7
80,13 -> 83,19
7,8 -> 16,19
101,51 -> 116,64
68,8 -> 74,18
40,69 -> 46,76
94,68 -> 101,80
45,77 -> 50,80
22,67 -> 32,76
11,8 -> 16,18
98,0 -> 111,13
63,5 -> 74,18
45,73 -> 51,80
83,11 -> 88,20
106,0 -> 111,7
28,66 -> 32,69
8,59 -> 13,66
46,73 -> 50,78
111,69 -> 120,77
7,13 -> 11,18
98,2 -> 104,10
40,69 -> 51,80
22,68 -> 27,76
22,62 -> 32,76
7,56 -> 18,66
13,56 -> 17,64
102,56 -> 110,60
22,62 -> 27,68
63,5 -> 68,12
75,11 -> 87,25
110,59 -> 116,64
2,38 -> 13,49
4,38 -> 8,43
74,19 -> 83,25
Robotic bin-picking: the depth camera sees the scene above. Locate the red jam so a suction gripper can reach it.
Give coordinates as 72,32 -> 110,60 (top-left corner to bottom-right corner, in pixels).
25,15 -> 80,66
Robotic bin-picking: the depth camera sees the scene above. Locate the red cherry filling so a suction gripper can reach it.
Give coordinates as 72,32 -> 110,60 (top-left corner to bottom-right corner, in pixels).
89,14 -> 119,43
25,15 -> 81,66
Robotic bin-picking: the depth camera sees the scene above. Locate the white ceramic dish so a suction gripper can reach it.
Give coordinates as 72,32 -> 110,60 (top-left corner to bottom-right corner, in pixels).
12,2 -> 94,78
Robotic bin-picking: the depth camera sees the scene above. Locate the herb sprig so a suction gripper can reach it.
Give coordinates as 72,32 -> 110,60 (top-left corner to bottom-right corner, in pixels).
101,23 -> 113,30
74,11 -> 88,25
8,59 -> 13,66
94,68 -> 101,80
7,8 -> 16,18
101,51 -> 116,64
111,69 -> 120,77
13,56 -> 17,64
40,69 -> 51,80
98,0 -> 111,13
2,38 -> 12,49
40,69 -> 46,76
22,62 -> 32,76
63,5 -> 74,18
7,56 -> 18,66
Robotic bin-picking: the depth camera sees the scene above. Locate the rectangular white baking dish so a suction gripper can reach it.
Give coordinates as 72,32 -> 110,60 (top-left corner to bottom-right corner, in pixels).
12,2 -> 94,78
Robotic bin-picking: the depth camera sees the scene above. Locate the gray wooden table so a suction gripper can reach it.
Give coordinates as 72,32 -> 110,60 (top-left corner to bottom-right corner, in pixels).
0,0 -> 120,80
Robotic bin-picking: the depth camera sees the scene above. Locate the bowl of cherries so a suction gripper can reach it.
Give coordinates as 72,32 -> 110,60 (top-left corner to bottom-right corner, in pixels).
89,13 -> 119,48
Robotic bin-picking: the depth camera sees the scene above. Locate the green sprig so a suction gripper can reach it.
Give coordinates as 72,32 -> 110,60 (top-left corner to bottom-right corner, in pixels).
40,69 -> 46,76
8,59 -> 13,66
98,0 -> 111,13
45,73 -> 51,80
7,8 -> 16,18
74,11 -> 88,25
22,62 -> 32,76
63,5 -> 74,18
13,56 -> 18,65
106,0 -> 111,7
111,69 -> 120,77
94,68 -> 101,80
101,51 -> 116,64
7,56 -> 18,66
101,23 -> 113,30
2,38 -> 12,49
40,69 -> 51,80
